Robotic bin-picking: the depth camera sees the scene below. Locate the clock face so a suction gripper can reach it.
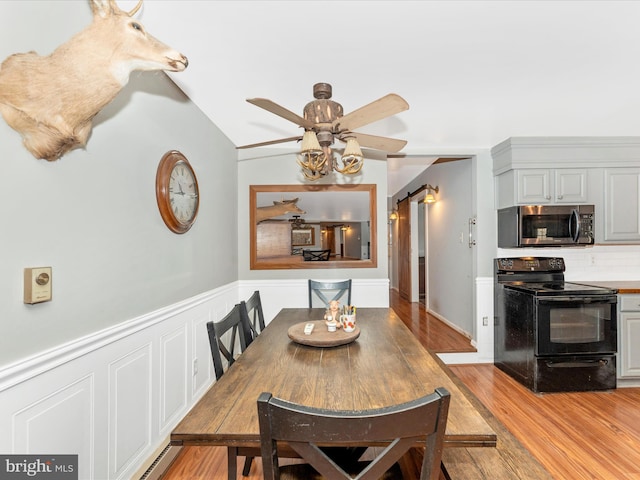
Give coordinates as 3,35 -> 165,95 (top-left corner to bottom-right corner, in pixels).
156,151 -> 200,234
169,161 -> 198,224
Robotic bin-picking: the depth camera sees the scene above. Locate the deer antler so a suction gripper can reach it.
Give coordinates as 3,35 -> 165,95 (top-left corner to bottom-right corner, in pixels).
126,0 -> 143,16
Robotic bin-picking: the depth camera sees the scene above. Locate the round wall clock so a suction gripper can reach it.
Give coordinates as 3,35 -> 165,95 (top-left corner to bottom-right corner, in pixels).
156,150 -> 200,234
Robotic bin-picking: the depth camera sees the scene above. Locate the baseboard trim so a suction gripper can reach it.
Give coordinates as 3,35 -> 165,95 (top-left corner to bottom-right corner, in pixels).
426,308 -> 473,340
137,442 -> 182,480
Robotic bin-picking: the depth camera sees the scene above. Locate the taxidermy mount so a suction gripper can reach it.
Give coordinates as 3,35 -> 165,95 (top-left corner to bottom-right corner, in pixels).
0,0 -> 188,161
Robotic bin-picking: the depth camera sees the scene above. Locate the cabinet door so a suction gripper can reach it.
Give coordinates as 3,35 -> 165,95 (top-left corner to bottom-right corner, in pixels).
604,168 -> 640,242
619,311 -> 640,378
516,170 -> 550,204
554,169 -> 587,203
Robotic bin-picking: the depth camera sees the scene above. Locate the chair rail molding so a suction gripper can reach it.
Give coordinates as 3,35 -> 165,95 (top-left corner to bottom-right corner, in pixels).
0,282 -> 239,480
0,277 -> 389,479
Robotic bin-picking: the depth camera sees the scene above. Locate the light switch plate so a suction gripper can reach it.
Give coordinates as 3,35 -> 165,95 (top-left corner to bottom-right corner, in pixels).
24,267 -> 52,304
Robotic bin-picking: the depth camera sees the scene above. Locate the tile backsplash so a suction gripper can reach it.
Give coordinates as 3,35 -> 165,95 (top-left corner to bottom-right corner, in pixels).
497,245 -> 640,281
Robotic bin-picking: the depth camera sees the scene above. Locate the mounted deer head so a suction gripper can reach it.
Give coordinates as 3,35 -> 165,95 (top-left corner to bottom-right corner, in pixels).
0,0 -> 188,161
256,198 -> 306,223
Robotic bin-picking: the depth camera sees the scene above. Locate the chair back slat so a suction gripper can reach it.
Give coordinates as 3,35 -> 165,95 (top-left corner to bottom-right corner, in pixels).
308,279 -> 352,308
207,304 -> 252,381
257,388 -> 451,480
240,290 -> 266,340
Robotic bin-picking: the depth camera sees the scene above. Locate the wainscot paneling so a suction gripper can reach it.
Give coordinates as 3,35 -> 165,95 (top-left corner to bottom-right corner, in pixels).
238,278 -> 391,325
0,282 -> 238,480
0,278 -> 390,479
109,344 -> 152,478
13,374 -> 95,476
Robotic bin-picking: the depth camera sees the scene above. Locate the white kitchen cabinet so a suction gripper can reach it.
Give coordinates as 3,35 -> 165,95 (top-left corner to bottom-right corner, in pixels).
604,168 -> 640,242
618,294 -> 640,378
495,168 -> 588,208
515,169 -> 550,204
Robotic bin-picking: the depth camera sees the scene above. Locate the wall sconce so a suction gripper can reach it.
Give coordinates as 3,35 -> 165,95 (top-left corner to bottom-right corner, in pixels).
340,225 -> 349,231
423,184 -> 439,204
389,210 -> 398,221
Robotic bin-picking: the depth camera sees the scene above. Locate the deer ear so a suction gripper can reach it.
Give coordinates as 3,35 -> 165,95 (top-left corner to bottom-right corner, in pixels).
90,0 -> 118,18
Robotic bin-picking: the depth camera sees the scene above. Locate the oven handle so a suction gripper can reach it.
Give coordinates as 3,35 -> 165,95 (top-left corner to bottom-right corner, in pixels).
537,295 -> 617,304
545,359 -> 609,368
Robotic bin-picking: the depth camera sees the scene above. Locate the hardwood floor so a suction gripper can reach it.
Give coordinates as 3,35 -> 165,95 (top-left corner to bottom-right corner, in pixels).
161,292 -> 640,479
451,364 -> 640,479
389,289 -> 476,353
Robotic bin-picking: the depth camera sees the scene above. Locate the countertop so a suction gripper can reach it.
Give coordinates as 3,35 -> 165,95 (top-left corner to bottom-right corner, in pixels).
573,281 -> 640,294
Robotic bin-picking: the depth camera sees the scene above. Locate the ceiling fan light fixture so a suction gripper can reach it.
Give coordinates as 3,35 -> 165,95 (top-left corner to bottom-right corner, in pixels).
300,130 -> 322,152
297,130 -> 327,181
241,82 -> 409,181
335,137 -> 364,175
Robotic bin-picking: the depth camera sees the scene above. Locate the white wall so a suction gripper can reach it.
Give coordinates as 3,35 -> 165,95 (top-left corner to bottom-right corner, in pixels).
0,3 -> 240,477
0,285 -> 238,480
0,2 -> 238,368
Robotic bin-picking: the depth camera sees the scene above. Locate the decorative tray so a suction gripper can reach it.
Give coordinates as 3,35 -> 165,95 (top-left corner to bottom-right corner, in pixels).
287,320 -> 360,347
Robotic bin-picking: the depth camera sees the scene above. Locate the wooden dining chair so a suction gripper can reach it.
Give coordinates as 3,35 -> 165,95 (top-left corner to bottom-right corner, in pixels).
207,304 -> 255,479
207,304 -> 253,381
308,279 -> 352,308
303,249 -> 331,261
257,388 -> 451,480
239,290 -> 266,341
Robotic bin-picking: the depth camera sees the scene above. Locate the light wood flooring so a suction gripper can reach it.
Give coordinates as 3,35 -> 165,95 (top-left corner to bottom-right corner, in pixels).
161,291 -> 640,480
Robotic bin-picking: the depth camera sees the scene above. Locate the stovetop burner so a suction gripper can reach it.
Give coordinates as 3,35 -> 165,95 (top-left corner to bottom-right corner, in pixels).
502,281 -> 615,296
495,257 -> 616,296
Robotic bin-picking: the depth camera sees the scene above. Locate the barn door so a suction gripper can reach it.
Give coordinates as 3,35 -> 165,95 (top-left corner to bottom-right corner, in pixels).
397,198 -> 411,301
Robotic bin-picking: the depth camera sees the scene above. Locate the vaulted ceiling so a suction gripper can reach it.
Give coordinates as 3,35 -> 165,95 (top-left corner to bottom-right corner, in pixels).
140,0 -> 640,196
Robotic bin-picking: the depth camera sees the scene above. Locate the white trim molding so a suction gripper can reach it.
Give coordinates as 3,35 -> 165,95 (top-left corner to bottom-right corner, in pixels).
0,277 -> 390,479
0,283 -> 238,480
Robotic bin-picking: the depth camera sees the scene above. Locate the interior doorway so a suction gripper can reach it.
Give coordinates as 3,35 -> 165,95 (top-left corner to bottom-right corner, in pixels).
418,201 -> 426,306
397,198 -> 411,301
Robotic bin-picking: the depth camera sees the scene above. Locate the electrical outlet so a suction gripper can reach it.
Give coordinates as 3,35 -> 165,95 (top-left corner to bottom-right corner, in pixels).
482,316 -> 489,326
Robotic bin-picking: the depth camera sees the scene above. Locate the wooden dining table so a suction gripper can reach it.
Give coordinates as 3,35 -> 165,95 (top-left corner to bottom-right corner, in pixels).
171,307 -> 496,455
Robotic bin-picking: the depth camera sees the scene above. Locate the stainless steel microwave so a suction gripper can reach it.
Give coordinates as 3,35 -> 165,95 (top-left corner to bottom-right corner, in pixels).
498,205 -> 595,248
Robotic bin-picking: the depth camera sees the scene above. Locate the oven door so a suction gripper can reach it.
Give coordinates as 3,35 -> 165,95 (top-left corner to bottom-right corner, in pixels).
535,295 -> 617,355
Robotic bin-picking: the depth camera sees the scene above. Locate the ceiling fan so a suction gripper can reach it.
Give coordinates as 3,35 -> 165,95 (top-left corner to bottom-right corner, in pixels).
289,215 -> 306,227
237,83 -> 409,180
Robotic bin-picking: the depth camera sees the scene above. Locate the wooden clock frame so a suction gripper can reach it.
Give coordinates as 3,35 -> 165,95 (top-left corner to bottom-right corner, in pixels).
155,150 -> 200,234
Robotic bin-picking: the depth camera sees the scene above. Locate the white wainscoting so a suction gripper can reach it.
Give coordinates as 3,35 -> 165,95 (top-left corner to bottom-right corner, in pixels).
0,277 -> 389,479
239,278 -> 390,325
0,283 -> 238,480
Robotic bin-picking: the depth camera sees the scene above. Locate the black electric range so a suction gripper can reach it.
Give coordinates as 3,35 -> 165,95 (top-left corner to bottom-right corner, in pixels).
494,257 -> 617,393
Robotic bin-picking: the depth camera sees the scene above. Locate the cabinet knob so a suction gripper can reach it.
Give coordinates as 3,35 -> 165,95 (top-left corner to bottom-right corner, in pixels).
545,195 -> 551,200
557,195 -> 563,200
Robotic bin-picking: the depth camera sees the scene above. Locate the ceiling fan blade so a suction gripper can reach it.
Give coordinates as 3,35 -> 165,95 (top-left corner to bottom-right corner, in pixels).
333,93 -> 409,132
236,136 -> 302,150
342,132 -> 407,153
246,98 -> 315,129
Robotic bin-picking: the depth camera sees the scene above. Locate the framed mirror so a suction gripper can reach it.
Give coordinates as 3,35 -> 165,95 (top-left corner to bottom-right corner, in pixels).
250,184 -> 377,270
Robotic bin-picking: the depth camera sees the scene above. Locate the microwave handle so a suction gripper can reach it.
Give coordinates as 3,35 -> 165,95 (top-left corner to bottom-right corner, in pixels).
569,209 -> 580,242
